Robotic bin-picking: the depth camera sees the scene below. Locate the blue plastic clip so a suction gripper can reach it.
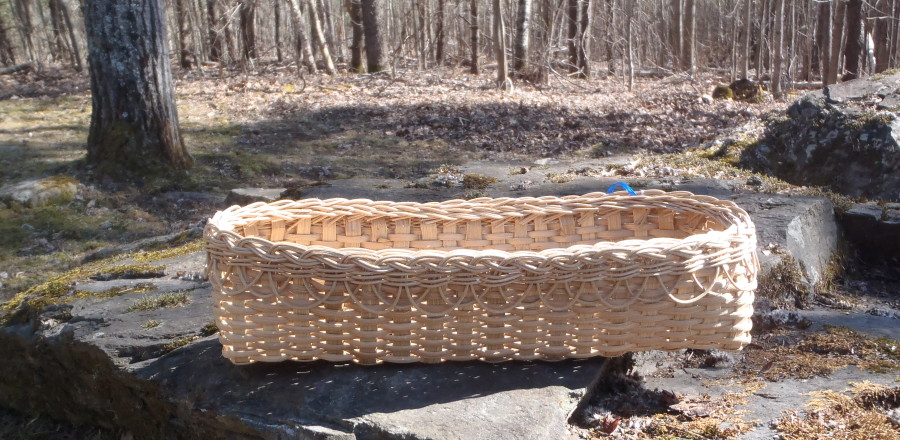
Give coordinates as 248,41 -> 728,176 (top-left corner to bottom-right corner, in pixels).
607,182 -> 637,196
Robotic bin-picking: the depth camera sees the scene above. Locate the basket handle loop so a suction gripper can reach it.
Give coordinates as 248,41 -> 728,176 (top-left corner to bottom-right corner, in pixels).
607,182 -> 637,196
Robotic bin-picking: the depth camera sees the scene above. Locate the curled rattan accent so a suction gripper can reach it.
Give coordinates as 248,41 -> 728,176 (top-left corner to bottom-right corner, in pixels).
205,190 -> 757,365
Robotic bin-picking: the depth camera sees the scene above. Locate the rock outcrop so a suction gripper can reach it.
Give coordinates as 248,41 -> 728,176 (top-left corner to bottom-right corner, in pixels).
742,72 -> 900,201
0,178 -> 844,440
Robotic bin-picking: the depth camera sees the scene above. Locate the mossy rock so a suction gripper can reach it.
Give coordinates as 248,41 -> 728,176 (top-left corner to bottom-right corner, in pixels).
712,84 -> 733,100
0,175 -> 79,208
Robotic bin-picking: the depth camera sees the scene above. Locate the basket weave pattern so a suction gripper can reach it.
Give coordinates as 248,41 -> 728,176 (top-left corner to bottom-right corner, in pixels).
205,190 -> 757,365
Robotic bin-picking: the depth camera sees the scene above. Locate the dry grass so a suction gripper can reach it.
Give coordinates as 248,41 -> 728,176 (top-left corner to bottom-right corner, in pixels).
775,382 -> 900,440
737,326 -> 900,381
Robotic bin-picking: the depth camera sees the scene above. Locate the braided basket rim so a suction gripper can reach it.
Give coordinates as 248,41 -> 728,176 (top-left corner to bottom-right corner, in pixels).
204,189 -> 755,260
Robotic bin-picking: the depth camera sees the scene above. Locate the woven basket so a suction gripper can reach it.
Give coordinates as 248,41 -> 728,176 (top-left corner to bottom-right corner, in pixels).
205,190 -> 757,365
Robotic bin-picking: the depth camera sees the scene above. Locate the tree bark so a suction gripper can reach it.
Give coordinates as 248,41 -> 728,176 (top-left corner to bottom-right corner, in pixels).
671,0 -> 682,69
207,0 -> 223,62
287,0 -> 319,74
772,0 -> 784,97
175,0 -> 194,69
682,0 -> 695,72
842,0 -> 863,80
513,0 -> 531,73
274,0 -> 283,62
817,0 -> 832,84
59,0 -> 82,71
360,0 -> 385,72
742,0 -> 752,78
874,1 -> 890,73
470,0 -> 479,74
567,0 -> 578,73
626,0 -> 634,90
436,0 -> 445,65
756,0 -> 767,79
12,0 -> 35,62
494,0 -> 511,89
307,0 -> 336,73
239,0 -> 257,63
83,0 -> 192,177
346,0 -> 364,72
829,0 -> 845,83
577,0 -> 591,78
0,12 -> 15,65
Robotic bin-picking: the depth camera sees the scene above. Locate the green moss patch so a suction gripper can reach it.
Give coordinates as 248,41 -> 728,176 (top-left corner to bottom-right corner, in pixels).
161,336 -> 199,355
142,319 -> 161,329
1,239 -> 202,324
125,291 -> 189,313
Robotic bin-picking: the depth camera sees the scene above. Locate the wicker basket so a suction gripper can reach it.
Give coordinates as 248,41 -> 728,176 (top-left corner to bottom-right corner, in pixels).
205,190 -> 757,365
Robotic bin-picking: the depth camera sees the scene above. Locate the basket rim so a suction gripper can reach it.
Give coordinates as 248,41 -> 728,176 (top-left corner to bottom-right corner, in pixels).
205,190 -> 755,260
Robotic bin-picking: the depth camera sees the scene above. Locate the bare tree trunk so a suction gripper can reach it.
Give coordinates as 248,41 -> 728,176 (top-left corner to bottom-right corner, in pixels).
772,0 -> 784,97
671,0 -> 682,69
176,0 -> 194,69
513,0 -> 531,73
0,12 -> 16,65
817,0 -> 832,84
12,0 -> 36,61
48,0 -> 65,61
239,0 -> 257,63
494,0 -> 511,89
830,0 -> 845,82
274,0 -> 283,62
742,0 -> 752,78
207,0 -> 223,62
756,0 -> 767,79
436,0 -> 445,65
842,0 -> 863,80
346,0 -> 364,72
682,0 -> 695,72
83,0 -> 192,176
577,0 -> 591,78
874,0 -> 890,72
626,0 -> 634,90
360,0 -> 385,72
470,0 -> 479,74
567,0 -> 578,73
287,0 -> 318,73
307,0 -> 336,73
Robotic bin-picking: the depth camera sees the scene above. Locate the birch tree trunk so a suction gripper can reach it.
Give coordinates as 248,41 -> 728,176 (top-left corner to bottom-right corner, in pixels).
287,0 -> 319,74
307,0 -> 336,73
513,0 -> 531,73
83,0 -> 192,176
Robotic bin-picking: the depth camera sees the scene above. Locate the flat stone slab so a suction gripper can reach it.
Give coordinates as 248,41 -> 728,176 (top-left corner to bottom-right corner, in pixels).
0,167 -> 854,440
